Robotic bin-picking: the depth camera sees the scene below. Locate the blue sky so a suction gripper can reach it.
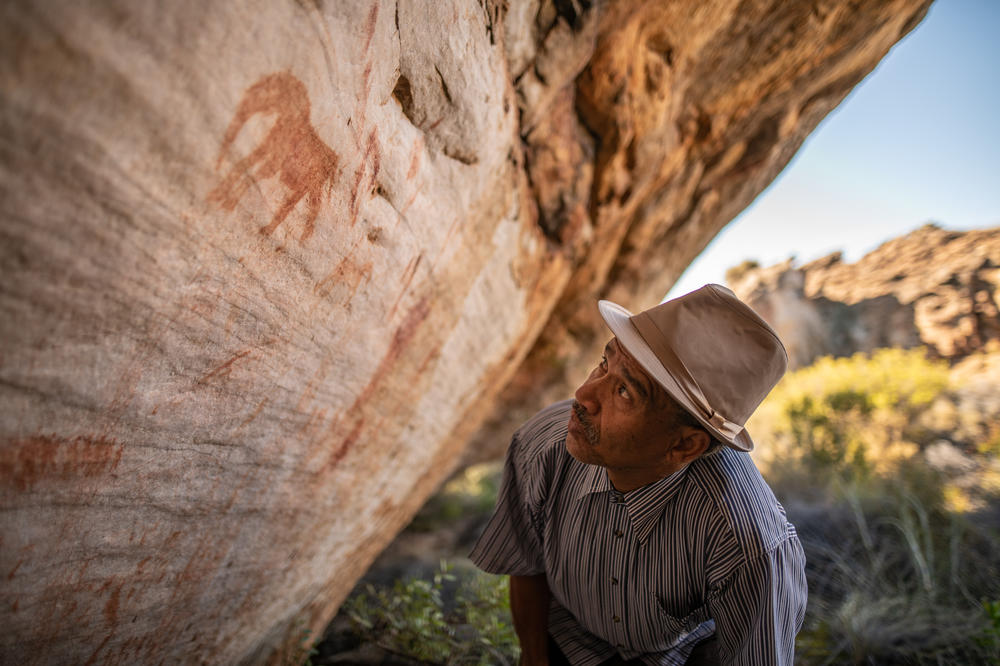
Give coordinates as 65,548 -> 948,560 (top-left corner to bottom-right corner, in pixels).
668,0 -> 1000,298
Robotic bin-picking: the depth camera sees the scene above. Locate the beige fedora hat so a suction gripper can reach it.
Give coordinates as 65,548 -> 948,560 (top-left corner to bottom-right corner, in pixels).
598,284 -> 787,452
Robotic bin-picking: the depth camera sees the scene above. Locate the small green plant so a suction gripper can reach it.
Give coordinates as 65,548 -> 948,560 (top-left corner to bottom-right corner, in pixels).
287,620 -> 319,666
457,568 -> 519,664
344,561 -> 519,665
978,599 -> 1000,661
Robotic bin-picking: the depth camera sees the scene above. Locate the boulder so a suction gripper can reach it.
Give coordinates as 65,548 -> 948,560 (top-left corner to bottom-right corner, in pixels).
0,0 -> 932,662
729,224 -> 1000,369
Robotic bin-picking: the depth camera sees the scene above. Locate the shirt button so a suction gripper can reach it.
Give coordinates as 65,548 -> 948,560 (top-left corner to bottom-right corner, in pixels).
612,615 -> 621,623
611,577 -> 619,585
614,529 -> 624,538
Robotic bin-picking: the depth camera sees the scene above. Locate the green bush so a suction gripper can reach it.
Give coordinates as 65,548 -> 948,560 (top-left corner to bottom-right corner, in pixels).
750,347 -> 952,484
745,348 -> 1000,662
344,561 -> 519,665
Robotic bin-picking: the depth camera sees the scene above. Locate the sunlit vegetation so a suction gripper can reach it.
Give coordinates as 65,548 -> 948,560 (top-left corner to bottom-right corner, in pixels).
344,561 -> 519,665
753,348 -> 1000,663
325,348 -> 1000,664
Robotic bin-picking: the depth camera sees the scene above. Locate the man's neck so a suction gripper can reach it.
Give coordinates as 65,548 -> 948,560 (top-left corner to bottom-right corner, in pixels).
607,463 -> 684,493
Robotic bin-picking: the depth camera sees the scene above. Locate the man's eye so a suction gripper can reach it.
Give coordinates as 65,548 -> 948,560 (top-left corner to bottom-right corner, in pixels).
600,355 -> 608,369
618,384 -> 630,400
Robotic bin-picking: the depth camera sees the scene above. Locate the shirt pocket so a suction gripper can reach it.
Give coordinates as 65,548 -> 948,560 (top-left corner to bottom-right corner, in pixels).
654,595 -> 711,637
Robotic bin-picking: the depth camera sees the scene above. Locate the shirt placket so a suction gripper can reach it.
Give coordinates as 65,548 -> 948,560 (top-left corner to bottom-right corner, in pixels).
607,489 -> 630,651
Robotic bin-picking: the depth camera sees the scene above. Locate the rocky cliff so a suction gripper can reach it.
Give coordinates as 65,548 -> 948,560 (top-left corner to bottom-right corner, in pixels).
728,224 -> 1000,369
0,0 -> 932,663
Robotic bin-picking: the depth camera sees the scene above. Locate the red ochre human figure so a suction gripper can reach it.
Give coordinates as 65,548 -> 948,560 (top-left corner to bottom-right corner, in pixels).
209,72 -> 339,242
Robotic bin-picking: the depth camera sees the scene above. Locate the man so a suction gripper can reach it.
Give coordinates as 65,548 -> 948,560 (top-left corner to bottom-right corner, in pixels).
470,284 -> 807,665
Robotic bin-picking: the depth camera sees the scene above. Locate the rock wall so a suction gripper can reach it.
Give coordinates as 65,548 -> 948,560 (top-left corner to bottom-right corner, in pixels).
729,224 -> 1000,369
0,0 -> 931,663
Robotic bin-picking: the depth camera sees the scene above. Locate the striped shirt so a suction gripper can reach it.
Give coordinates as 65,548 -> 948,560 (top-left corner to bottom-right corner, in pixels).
470,400 -> 807,666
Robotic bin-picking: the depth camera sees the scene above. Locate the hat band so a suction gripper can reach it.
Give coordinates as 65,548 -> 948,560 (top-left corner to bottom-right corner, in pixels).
631,311 -> 743,441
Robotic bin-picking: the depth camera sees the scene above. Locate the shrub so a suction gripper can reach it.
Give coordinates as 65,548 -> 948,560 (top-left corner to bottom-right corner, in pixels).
747,348 -> 1000,662
750,347 -> 951,484
344,561 -> 519,665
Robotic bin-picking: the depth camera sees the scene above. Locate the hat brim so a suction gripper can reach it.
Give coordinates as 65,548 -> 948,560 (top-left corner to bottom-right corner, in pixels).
598,300 -> 755,452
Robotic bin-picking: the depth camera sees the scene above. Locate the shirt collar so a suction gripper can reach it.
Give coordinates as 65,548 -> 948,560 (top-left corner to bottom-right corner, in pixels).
575,464 -> 689,544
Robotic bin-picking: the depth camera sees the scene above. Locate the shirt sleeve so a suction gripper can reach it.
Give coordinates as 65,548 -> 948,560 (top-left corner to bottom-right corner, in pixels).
468,428 -> 549,576
706,532 -> 808,666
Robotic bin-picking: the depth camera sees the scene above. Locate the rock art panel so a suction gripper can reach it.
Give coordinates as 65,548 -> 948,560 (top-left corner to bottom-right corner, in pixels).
209,72 -> 340,242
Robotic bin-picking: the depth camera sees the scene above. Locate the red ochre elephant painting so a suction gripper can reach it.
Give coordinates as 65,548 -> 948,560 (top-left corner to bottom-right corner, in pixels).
209,72 -> 339,242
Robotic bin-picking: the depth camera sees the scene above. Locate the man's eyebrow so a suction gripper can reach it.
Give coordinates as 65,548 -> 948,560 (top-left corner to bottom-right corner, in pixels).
609,340 -> 651,400
620,364 -> 650,400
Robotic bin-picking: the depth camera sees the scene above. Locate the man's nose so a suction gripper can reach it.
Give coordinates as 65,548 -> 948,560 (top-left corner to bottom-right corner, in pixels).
574,372 -> 601,413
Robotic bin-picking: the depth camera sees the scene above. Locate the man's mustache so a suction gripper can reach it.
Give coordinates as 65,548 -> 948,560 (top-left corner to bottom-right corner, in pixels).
572,401 -> 599,446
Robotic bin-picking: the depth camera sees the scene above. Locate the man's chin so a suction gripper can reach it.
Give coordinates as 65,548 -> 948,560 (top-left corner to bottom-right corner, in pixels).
564,428 -> 590,462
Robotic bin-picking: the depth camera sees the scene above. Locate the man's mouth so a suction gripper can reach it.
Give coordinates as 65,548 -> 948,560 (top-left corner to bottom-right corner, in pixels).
570,401 -> 599,446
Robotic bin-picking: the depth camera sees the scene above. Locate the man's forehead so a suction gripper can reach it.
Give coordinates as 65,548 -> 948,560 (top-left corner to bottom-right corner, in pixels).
606,337 -> 637,364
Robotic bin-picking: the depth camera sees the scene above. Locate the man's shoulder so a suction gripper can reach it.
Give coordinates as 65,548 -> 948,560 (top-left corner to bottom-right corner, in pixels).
687,447 -> 793,555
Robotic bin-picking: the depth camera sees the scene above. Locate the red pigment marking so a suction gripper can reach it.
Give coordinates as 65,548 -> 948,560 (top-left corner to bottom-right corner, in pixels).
363,61 -> 374,99
406,141 -> 422,180
235,398 -> 268,431
363,3 -> 379,52
349,128 -> 381,225
388,254 -> 423,319
316,256 -> 373,304
361,296 -> 431,406
439,216 -> 464,258
400,187 -> 420,216
104,583 -> 121,626
326,418 -> 364,470
418,347 -> 440,374
325,297 -> 431,469
0,434 -> 123,492
198,349 -> 251,385
77,557 -> 93,583
367,130 -> 381,187
84,632 -> 112,666
8,559 -> 22,580
208,72 -> 339,242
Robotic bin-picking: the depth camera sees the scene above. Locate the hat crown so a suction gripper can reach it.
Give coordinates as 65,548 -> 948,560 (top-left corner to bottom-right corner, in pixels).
636,285 -> 786,426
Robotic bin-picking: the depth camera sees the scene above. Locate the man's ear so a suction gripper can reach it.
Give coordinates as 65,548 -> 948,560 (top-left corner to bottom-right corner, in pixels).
673,426 -> 710,464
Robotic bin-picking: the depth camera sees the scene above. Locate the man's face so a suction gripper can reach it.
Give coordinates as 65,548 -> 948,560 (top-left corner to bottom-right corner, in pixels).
566,338 -> 684,475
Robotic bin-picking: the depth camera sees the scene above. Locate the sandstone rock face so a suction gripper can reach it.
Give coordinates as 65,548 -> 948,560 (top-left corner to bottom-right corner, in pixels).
729,225 -> 1000,369
0,0 -> 931,663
